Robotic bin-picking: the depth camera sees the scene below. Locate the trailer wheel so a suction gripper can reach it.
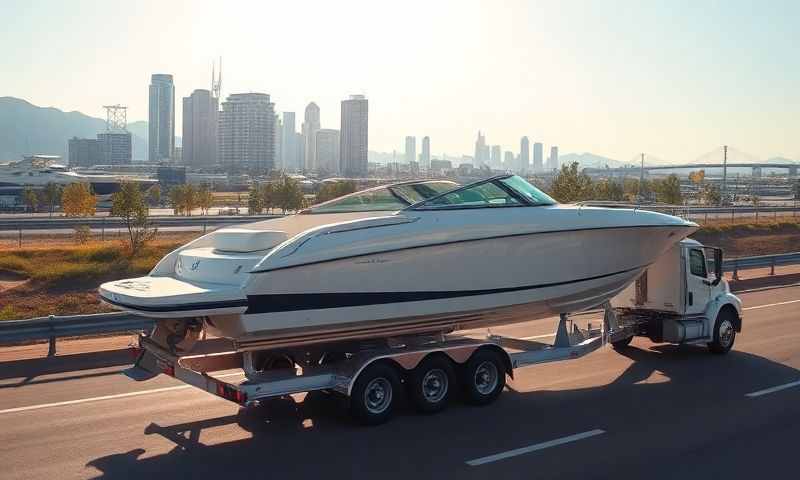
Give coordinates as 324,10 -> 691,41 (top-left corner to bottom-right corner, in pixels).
349,362 -> 401,425
408,356 -> 456,414
708,309 -> 737,355
461,349 -> 506,405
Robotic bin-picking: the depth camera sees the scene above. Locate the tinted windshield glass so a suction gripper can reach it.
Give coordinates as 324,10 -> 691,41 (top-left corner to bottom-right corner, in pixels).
420,181 -> 522,208
309,187 -> 407,213
390,181 -> 459,204
499,175 -> 556,205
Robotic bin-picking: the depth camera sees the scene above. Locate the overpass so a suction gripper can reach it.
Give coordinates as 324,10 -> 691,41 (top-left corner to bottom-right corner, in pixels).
584,163 -> 798,177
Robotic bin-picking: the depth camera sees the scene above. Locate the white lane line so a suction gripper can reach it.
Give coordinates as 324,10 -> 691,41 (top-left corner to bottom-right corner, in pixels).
521,333 -> 555,340
466,429 -> 605,466
746,380 -> 800,398
743,299 -> 800,311
0,371 -> 245,415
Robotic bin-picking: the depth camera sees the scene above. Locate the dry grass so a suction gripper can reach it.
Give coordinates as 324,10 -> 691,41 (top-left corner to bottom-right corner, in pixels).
0,239 -> 189,320
694,220 -> 800,257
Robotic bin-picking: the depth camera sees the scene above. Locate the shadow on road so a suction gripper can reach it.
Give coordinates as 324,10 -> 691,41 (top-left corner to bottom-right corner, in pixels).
84,344 -> 800,479
0,348 -> 134,388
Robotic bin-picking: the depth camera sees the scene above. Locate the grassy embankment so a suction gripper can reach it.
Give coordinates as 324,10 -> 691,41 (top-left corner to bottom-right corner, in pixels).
1,220 -> 799,320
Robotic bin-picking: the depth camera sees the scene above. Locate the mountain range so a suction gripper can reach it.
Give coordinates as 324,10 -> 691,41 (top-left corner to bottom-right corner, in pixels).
0,97 -> 148,162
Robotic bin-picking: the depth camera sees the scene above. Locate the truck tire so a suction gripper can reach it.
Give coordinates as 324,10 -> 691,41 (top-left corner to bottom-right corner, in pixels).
349,362 -> 402,425
408,356 -> 456,414
708,309 -> 737,355
461,349 -> 506,405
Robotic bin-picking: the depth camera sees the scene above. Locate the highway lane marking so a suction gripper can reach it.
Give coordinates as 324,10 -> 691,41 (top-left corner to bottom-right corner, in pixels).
0,371 -> 244,415
465,429 -> 605,466
743,299 -> 800,311
521,333 -> 556,340
746,380 -> 800,398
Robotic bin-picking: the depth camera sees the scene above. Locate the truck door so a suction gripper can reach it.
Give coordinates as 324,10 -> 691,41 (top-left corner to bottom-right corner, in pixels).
685,247 -> 711,316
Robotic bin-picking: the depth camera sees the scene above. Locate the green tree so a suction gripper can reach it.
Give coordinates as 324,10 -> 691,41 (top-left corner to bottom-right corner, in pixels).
247,184 -> 264,214
653,174 -> 683,204
261,182 -> 276,213
549,162 -> 594,203
111,181 -> 157,254
197,184 -> 214,215
701,183 -> 721,206
169,184 -> 198,216
316,181 -> 357,204
61,183 -> 96,217
593,179 -> 624,201
147,184 -> 161,207
42,182 -> 62,217
22,186 -> 39,213
275,175 -> 305,213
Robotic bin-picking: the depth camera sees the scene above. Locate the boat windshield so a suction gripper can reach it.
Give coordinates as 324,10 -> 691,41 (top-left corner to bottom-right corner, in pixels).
305,180 -> 458,213
409,175 -> 556,210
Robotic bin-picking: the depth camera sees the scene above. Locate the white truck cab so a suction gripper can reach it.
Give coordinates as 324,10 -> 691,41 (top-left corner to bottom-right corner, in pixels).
610,239 -> 743,353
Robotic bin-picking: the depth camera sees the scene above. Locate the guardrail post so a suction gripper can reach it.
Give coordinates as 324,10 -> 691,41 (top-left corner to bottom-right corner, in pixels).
18,227 -> 22,247
770,257 -> 775,276
732,261 -> 740,281
47,315 -> 56,357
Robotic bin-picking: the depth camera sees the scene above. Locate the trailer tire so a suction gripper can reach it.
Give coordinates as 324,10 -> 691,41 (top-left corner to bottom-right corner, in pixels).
349,362 -> 401,425
408,356 -> 456,414
708,309 -> 737,355
461,349 -> 506,405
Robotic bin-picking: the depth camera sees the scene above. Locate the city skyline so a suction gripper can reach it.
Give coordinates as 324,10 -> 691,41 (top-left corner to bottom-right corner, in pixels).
1,0 -> 798,163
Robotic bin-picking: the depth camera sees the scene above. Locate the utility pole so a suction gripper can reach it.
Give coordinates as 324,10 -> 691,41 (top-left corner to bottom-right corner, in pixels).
722,145 -> 728,206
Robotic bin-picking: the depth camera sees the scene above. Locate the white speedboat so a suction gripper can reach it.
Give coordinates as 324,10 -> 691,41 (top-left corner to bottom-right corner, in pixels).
99,175 -> 697,350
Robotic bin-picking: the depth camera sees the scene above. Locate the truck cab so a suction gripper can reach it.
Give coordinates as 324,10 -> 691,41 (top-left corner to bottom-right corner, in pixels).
610,239 -> 743,354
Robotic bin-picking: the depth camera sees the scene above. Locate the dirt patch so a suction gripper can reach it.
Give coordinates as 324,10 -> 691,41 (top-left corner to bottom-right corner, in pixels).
0,269 -> 29,294
693,221 -> 800,257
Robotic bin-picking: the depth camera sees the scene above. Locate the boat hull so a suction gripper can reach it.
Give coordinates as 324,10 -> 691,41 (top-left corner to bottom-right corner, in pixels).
204,224 -> 694,346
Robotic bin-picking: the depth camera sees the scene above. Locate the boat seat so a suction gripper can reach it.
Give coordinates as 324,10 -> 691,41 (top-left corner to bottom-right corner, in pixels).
213,228 -> 288,253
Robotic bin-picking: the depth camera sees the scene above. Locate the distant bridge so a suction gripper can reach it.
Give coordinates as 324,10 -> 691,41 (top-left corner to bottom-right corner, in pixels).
584,163 -> 798,177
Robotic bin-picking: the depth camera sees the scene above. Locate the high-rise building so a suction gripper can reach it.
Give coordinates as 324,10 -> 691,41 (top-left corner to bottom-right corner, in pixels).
274,114 -> 283,170
474,131 -> 487,167
340,94 -> 369,177
420,136 -> 431,170
97,132 -> 132,165
405,136 -> 416,164
217,93 -> 275,171
520,136 -> 530,173
68,137 -> 102,167
316,129 -> 340,174
148,74 -> 175,162
490,145 -> 501,169
302,102 -> 320,171
503,151 -> 515,170
549,146 -> 559,170
533,142 -> 543,172
281,112 -> 298,171
182,89 -> 218,167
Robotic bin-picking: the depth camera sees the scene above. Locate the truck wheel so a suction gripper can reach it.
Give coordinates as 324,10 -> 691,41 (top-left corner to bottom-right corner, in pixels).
611,336 -> 633,350
708,310 -> 737,355
461,349 -> 506,405
408,356 -> 455,414
349,362 -> 401,425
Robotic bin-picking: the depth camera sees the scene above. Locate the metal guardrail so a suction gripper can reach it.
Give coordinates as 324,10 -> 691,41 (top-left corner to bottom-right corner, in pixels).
723,252 -> 800,279
0,312 -> 154,356
1,252 -> 798,353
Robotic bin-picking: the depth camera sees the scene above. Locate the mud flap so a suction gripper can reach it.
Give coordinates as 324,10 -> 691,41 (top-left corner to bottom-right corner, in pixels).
123,349 -> 162,381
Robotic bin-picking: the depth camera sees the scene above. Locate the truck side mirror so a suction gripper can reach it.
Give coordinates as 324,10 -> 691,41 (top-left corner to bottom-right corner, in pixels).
711,248 -> 723,286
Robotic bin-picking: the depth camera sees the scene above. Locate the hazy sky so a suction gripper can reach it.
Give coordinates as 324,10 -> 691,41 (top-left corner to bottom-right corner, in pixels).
1,0 -> 797,163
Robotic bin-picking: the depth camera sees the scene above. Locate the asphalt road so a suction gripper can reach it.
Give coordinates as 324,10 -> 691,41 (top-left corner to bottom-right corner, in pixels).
0,285 -> 798,479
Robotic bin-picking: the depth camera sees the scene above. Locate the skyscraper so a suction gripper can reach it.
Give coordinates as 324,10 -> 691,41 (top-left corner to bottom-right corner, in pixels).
281,112 -> 298,170
302,102 -> 320,171
503,151 -> 515,170
316,129 -> 340,174
421,136 -> 431,170
68,137 -> 101,167
490,145 -> 501,169
182,89 -> 218,167
217,93 -> 275,171
474,131 -> 487,167
340,94 -> 369,177
533,142 -> 543,172
520,136 -> 530,173
549,146 -> 559,170
405,136 -> 416,164
98,132 -> 132,165
148,74 -> 175,162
